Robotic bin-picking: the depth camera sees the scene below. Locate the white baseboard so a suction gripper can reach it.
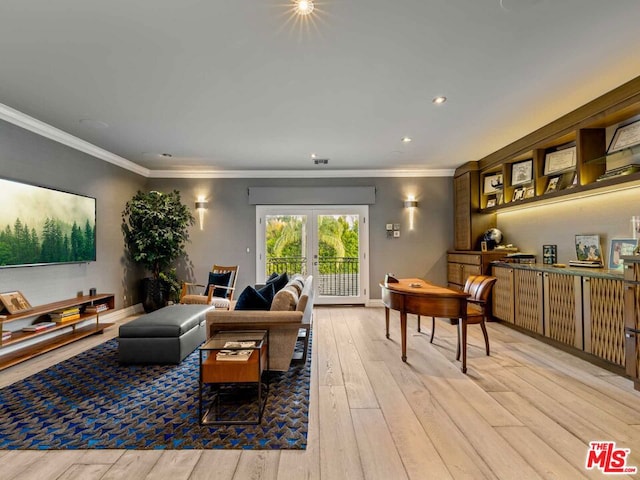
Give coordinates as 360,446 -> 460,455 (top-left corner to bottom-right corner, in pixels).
99,303 -> 143,323
366,299 -> 384,308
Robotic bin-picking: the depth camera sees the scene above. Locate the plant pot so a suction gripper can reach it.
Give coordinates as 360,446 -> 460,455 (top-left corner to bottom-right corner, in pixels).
141,277 -> 166,313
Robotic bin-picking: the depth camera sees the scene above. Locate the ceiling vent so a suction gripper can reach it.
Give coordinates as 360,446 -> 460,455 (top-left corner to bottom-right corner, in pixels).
313,158 -> 329,165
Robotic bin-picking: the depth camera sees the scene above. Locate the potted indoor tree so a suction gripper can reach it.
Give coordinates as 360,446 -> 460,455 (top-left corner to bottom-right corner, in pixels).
122,190 -> 194,312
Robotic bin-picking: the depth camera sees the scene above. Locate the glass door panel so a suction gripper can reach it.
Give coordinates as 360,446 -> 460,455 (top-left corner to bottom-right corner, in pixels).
264,214 -> 309,276
257,206 -> 369,305
315,211 -> 363,304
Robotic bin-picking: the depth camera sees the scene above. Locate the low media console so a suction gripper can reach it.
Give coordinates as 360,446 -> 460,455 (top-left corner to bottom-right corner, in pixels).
0,293 -> 115,370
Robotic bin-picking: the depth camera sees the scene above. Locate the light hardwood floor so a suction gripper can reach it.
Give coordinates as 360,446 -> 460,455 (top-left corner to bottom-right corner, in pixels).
2,306 -> 640,479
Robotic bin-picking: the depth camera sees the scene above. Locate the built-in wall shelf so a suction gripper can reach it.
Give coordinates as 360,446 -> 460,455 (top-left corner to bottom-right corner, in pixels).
0,293 -> 115,370
453,75 -> 640,248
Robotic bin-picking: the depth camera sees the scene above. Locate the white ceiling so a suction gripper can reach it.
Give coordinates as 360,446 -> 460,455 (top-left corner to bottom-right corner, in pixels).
1,0 -> 640,177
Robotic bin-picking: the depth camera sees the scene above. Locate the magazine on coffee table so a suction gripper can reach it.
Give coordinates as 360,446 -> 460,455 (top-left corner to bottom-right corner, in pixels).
222,341 -> 256,348
216,349 -> 253,361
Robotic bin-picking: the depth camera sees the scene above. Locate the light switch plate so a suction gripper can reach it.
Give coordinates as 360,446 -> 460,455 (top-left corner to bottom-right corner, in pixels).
393,230 -> 400,237
385,223 -> 393,231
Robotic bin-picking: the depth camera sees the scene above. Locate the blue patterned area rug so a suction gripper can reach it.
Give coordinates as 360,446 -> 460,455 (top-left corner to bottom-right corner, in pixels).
0,338 -> 310,450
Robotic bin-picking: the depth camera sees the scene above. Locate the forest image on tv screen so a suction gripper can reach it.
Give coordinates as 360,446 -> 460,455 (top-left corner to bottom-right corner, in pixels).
0,178 -> 96,267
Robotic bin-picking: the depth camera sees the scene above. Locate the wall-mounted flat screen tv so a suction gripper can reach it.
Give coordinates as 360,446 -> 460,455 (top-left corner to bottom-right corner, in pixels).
0,177 -> 96,268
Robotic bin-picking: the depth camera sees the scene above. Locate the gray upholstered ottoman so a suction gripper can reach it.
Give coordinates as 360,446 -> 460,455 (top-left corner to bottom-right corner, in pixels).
118,304 -> 214,364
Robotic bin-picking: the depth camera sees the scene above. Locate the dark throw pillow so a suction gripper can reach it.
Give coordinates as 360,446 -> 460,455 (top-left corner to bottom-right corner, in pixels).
267,272 -> 279,282
266,272 -> 289,293
257,282 -> 275,308
204,271 -> 233,298
234,286 -> 270,311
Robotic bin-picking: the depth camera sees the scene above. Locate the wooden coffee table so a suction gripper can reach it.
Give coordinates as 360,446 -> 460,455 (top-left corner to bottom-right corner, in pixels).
198,330 -> 269,425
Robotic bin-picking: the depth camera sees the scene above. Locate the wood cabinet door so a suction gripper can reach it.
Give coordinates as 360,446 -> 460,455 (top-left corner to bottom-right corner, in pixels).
624,283 -> 640,378
447,262 -> 464,285
514,269 -> 543,334
454,173 -> 473,251
492,266 -> 514,324
583,277 -> 625,367
543,272 -> 582,348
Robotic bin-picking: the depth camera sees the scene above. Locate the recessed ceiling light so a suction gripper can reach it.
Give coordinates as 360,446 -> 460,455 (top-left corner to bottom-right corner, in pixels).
432,96 -> 447,105
160,153 -> 173,158
401,136 -> 412,143
294,0 -> 314,15
311,153 -> 317,159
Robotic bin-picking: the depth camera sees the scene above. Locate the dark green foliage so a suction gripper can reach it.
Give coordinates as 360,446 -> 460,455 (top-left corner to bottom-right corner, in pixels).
121,190 -> 194,284
0,216 -> 94,266
265,214 -> 359,274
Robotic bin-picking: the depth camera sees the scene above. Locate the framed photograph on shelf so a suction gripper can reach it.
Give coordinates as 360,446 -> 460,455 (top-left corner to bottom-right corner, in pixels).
486,197 -> 497,208
608,119 -> 640,154
575,234 -> 603,263
512,187 -> 525,201
511,159 -> 533,186
0,291 -> 33,315
545,175 -> 561,193
608,238 -> 638,270
542,244 -> 557,265
544,146 -> 577,175
483,173 -> 503,195
524,186 -> 535,198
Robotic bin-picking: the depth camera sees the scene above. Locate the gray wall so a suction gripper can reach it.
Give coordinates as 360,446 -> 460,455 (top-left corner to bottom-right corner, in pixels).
148,176 -> 454,300
0,119 -> 454,307
0,120 -> 146,309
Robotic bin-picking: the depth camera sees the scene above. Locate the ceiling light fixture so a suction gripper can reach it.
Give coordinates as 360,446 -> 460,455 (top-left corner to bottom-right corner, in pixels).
311,153 -> 317,159
432,96 -> 447,105
401,136 -> 412,143
294,0 -> 314,15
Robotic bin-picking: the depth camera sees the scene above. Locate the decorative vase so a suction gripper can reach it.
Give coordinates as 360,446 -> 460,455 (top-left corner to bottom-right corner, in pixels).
141,277 -> 166,313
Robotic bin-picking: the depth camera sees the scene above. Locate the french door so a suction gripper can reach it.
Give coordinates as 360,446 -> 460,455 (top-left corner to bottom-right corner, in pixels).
256,205 -> 369,305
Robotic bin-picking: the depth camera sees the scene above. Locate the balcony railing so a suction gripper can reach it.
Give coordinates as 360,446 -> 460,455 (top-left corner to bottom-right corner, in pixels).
266,256 -> 359,297
266,256 -> 307,277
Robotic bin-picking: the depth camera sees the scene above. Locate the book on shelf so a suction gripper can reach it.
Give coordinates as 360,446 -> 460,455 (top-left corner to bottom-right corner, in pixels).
51,313 -> 81,323
50,307 -> 80,318
568,260 -> 603,268
215,349 -> 253,361
84,304 -> 109,313
2,330 -> 11,340
222,341 -> 256,349
22,321 -> 57,332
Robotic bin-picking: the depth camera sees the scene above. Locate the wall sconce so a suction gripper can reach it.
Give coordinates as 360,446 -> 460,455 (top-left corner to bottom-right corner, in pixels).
404,197 -> 418,230
195,197 -> 208,230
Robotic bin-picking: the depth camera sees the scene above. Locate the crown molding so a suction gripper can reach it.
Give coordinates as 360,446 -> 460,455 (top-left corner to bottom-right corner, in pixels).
0,103 -> 150,177
1,103 -> 454,179
147,168 -> 455,179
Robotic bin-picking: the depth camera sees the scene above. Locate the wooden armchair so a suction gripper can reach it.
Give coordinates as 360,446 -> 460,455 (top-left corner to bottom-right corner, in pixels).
426,274 -> 497,360
180,265 -> 238,310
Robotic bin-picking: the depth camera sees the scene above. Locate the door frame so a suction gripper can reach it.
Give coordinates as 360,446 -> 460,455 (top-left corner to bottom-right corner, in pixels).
256,205 -> 369,305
